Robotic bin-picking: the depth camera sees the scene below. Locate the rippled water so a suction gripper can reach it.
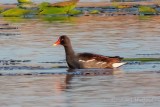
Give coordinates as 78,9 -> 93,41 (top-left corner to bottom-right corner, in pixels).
0,16 -> 160,107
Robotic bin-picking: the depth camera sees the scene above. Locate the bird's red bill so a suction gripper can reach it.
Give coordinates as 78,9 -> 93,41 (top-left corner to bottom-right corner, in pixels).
53,38 -> 61,46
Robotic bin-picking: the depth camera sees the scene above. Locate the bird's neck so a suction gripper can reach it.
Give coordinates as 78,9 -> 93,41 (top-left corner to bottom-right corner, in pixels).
64,44 -> 75,58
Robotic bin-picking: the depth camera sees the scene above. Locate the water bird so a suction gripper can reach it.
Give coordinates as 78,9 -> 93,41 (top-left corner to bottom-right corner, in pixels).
53,35 -> 126,69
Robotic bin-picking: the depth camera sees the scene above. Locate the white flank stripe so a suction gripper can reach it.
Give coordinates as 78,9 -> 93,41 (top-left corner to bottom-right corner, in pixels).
86,59 -> 95,63
96,62 -> 102,64
79,59 -> 95,63
102,62 -> 107,65
79,60 -> 85,62
112,62 -> 126,68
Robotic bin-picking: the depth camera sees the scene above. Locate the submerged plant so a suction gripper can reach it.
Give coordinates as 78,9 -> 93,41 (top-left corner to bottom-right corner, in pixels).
139,6 -> 157,15
40,15 -> 72,22
0,7 -> 4,13
2,17 -> 27,23
68,9 -> 81,15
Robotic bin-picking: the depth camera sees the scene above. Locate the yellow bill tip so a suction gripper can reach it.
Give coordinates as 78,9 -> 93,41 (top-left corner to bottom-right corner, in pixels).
53,43 -> 57,46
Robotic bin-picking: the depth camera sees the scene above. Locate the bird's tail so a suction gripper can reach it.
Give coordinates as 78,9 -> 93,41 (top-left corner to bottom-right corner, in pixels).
109,56 -> 123,60
112,62 -> 127,68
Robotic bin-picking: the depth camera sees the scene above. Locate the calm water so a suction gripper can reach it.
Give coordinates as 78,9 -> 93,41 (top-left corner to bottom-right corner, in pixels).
0,16 -> 160,107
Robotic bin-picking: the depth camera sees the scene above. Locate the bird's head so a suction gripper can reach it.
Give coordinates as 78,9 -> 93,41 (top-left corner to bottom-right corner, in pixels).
53,35 -> 71,47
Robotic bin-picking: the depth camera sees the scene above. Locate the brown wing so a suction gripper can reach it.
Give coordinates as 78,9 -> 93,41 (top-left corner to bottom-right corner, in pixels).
77,53 -> 122,68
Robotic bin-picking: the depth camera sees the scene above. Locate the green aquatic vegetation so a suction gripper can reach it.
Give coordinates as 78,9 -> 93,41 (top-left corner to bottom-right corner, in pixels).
68,9 -> 82,15
18,3 -> 37,9
112,2 -> 131,9
90,10 -> 100,14
123,58 -> 160,62
139,6 -> 157,15
117,5 -> 131,9
138,15 -> 152,20
39,0 -> 78,15
39,7 -> 68,15
0,7 -> 4,13
38,2 -> 51,11
111,2 -> 120,9
17,0 -> 36,9
39,5 -> 76,15
40,15 -> 72,22
17,0 -> 32,3
1,8 -> 30,17
2,17 -> 26,23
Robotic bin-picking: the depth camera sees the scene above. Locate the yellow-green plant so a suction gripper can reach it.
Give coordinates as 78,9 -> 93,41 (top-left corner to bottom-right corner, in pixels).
111,2 -> 119,9
1,8 -> 30,17
38,2 -> 51,11
0,7 -> 4,13
90,10 -> 100,14
17,0 -> 32,3
39,0 -> 79,15
139,6 -> 157,15
40,16 -> 71,22
39,7 -> 69,15
68,9 -> 81,15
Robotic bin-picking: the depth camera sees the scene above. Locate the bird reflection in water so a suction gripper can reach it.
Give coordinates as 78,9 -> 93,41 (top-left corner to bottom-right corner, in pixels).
54,68 -> 123,91
51,68 -> 123,105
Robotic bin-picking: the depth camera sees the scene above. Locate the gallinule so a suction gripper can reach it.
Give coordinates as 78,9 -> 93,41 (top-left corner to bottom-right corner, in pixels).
54,35 -> 126,69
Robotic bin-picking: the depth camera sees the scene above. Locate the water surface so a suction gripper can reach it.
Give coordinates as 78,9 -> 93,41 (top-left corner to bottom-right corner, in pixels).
0,15 -> 160,107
